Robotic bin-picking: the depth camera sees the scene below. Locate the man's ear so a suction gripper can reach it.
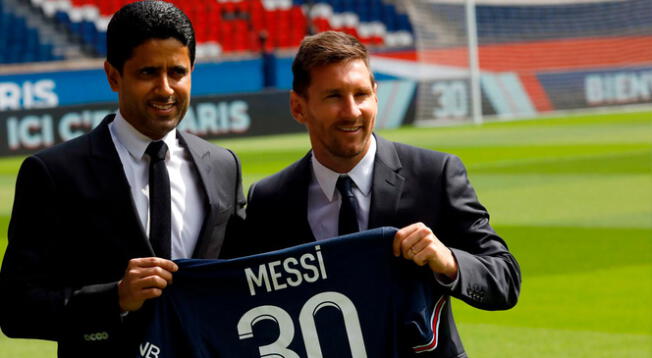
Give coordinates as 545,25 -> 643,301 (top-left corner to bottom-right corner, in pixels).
290,91 -> 306,124
104,61 -> 120,92
373,81 -> 379,104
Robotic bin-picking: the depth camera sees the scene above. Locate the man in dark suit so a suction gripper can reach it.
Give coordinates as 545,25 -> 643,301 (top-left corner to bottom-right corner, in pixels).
232,31 -> 521,357
0,2 -> 245,357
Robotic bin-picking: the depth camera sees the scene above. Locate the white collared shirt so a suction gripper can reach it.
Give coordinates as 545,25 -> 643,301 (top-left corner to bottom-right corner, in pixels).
308,136 -> 458,285
308,136 -> 377,241
108,112 -> 205,259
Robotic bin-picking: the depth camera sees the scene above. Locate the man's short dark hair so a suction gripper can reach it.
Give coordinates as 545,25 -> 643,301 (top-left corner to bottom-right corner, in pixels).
292,31 -> 375,97
106,0 -> 196,72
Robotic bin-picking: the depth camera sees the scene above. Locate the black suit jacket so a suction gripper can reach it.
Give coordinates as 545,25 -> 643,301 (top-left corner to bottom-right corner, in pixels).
0,115 -> 246,357
227,135 -> 520,357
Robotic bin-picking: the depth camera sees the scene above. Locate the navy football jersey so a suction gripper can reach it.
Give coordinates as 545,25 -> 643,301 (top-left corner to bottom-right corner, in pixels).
137,227 -> 450,358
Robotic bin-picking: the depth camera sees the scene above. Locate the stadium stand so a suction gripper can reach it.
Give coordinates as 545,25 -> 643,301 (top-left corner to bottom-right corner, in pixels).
1,0 -> 88,64
475,0 -> 652,43
1,4 -> 41,63
0,0 -> 412,63
0,0 -> 61,63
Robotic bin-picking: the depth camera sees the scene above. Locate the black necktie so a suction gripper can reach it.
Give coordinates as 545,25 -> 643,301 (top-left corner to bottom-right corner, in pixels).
336,175 -> 359,236
146,141 -> 171,259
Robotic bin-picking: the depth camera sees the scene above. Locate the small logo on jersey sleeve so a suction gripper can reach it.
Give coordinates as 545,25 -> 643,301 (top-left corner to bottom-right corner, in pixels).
139,342 -> 161,358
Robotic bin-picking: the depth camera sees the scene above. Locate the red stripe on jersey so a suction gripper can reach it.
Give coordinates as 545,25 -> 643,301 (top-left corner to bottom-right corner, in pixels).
413,295 -> 447,353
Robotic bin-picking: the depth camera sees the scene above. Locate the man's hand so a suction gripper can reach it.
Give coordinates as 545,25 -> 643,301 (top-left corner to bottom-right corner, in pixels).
393,223 -> 458,280
118,257 -> 178,313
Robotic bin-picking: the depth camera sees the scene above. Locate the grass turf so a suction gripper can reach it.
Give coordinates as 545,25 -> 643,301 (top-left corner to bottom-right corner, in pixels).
0,110 -> 650,357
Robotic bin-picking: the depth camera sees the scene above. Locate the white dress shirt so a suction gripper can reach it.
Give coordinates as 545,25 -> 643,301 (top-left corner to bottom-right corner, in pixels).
108,112 -> 205,259
308,136 -> 377,241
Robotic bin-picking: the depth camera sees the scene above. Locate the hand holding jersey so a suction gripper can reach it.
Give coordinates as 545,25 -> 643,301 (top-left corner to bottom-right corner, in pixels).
393,223 -> 459,281
118,258 -> 178,312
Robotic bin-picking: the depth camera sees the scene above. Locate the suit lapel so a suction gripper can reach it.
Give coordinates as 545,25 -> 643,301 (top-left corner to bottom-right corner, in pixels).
176,131 -> 219,258
243,151 -> 314,253
285,152 -> 316,244
178,131 -> 215,202
89,115 -> 154,256
368,135 -> 405,229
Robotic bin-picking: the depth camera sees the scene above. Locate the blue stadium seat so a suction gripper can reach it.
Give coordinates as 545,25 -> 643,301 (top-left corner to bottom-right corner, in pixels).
0,7 -> 58,64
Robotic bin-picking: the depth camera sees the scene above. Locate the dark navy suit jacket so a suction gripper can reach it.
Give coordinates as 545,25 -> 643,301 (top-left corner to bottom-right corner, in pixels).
224,135 -> 521,358
0,115 -> 246,357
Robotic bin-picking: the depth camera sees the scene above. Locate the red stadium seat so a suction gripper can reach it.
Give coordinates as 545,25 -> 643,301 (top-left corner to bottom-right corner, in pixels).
28,0 -> 412,59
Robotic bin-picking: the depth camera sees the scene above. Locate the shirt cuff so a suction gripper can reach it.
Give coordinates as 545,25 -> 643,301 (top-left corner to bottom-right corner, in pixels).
434,271 -> 459,289
433,248 -> 460,289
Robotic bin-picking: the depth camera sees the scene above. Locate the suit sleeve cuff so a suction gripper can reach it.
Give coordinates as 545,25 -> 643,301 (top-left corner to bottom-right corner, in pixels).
64,281 -> 123,342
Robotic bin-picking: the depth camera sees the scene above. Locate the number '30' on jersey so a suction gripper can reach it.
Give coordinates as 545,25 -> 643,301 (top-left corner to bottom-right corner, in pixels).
137,227 -> 460,358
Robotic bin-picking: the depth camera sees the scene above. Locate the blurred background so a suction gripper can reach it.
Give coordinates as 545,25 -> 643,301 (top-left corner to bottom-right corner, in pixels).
0,0 -> 651,357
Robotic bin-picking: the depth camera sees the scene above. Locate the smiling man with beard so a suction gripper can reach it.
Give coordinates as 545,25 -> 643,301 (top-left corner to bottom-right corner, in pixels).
225,31 -> 521,357
0,2 -> 245,357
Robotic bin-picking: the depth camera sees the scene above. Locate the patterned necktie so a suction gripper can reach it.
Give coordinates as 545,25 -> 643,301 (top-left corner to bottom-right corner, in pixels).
145,141 -> 171,259
336,175 -> 360,236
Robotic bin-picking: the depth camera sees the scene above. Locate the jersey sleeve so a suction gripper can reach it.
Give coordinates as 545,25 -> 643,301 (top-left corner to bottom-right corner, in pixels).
397,260 -> 451,356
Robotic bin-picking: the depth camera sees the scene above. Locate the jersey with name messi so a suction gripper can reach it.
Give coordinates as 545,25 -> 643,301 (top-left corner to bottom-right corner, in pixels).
137,227 -> 451,358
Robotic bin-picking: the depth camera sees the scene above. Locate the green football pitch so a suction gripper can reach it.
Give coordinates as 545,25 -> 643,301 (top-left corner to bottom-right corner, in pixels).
1,110 -> 651,357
